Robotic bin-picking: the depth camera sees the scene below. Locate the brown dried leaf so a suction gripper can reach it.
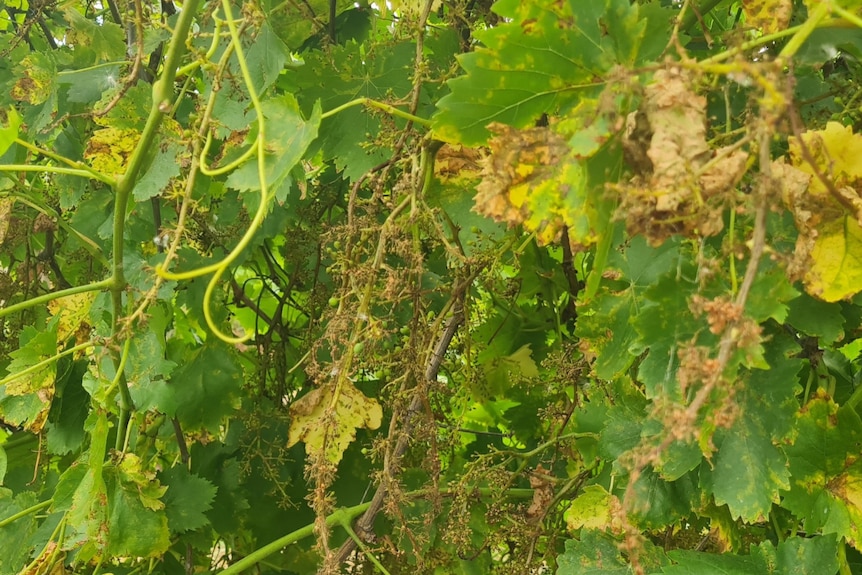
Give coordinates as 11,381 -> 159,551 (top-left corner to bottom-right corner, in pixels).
619,68 -> 747,245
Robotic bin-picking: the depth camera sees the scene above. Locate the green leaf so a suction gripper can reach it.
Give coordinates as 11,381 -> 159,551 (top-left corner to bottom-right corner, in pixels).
133,140 -> 183,201
745,263 -> 799,323
245,21 -> 289,95
0,107 -> 22,157
0,488 -> 39,575
577,236 -> 680,380
633,271 -> 705,400
45,360 -> 90,455
104,456 -> 170,558
630,468 -> 698,529
707,416 -> 789,521
556,530 -> 629,574
786,292 -> 846,343
174,344 -> 244,430
781,393 -> 862,543
661,548 -> 769,574
161,466 -> 217,532
225,95 -> 321,203
288,39 -> 415,180
57,65 -> 122,104
63,8 -> 126,62
433,0 -> 671,145
774,535 -> 840,575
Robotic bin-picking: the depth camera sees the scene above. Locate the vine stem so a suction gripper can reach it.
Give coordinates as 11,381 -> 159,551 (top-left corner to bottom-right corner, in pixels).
0,278 -> 113,320
0,499 -> 51,528
110,0 -> 201,445
0,164 -> 115,185
320,97 -> 432,127
0,342 -> 95,387
154,0 -> 270,345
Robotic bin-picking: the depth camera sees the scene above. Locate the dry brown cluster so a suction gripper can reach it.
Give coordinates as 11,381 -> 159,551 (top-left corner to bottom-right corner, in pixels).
619,68 -> 748,245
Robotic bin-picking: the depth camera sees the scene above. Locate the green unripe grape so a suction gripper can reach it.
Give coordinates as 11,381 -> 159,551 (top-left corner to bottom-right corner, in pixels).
353,342 -> 365,354
328,296 -> 339,308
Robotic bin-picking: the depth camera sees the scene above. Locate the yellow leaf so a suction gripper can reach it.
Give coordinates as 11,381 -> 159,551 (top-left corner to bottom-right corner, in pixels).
564,485 -> 614,531
84,127 -> 140,177
791,122 -> 862,197
805,214 -> 862,302
781,123 -> 862,301
743,0 -> 792,34
287,381 -> 382,464
48,292 -> 95,344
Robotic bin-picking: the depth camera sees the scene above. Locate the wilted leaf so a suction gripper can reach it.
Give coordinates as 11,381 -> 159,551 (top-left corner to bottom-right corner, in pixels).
288,381 -> 382,464
1,327 -> 58,433
781,392 -> 862,546
474,123 -> 608,247
781,122 -> 862,302
48,292 -> 95,345
620,68 -> 747,245
10,53 -> 56,105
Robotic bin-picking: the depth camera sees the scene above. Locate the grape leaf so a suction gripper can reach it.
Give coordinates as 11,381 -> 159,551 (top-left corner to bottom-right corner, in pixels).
707,416 -> 789,521
662,549 -> 769,574
576,235 -> 680,380
133,140 -> 183,201
782,122 -> 862,302
773,535 -> 840,575
47,292 -> 95,344
288,381 -> 382,464
805,214 -> 862,303
132,342 -> 243,432
161,466 -> 217,532
63,8 -> 125,62
0,488 -> 39,575
433,0 -> 671,145
1,326 -> 58,433
556,531 -> 628,575
10,53 -> 56,105
245,21 -> 289,95
104,457 -> 170,558
785,293 -> 845,343
225,94 -> 321,203
743,0 -> 792,34
58,65 -> 122,104
564,485 -> 613,531
780,392 -> 862,545
288,39 -> 415,180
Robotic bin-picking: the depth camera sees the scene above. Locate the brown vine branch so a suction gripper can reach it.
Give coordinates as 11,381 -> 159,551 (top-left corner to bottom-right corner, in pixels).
331,283 -> 470,566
